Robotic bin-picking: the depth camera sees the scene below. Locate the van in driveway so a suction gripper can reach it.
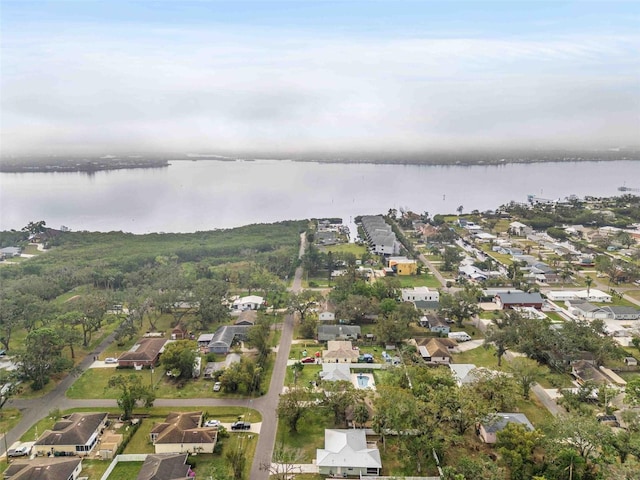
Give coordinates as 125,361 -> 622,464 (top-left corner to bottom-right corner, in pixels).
448,332 -> 472,342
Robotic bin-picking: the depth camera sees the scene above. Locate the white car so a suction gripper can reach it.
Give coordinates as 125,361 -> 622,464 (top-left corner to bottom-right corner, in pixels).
213,382 -> 222,392
204,419 -> 220,427
104,357 -> 118,364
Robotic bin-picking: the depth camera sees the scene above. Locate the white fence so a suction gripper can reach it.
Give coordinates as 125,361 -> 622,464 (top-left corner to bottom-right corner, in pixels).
99,454 -> 148,480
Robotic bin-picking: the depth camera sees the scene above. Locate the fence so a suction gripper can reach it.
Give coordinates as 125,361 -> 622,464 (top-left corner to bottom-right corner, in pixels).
99,453 -> 148,480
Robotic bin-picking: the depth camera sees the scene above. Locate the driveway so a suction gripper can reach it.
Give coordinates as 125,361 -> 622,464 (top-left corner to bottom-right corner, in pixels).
455,339 -> 484,352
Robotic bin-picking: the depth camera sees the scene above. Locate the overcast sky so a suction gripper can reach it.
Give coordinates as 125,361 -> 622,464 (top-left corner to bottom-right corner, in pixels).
1,1 -> 639,155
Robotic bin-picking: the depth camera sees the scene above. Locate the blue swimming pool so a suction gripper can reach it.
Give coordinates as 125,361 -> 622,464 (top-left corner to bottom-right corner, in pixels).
357,374 -> 369,388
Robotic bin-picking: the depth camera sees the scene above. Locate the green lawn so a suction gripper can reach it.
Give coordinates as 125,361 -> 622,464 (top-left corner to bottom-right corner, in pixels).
626,289 -> 640,301
78,459 -> 112,480
319,243 -> 368,257
285,364 -> 322,386
395,274 -> 441,288
0,408 -> 22,434
453,345 -> 504,370
277,407 -> 334,462
106,461 -> 144,480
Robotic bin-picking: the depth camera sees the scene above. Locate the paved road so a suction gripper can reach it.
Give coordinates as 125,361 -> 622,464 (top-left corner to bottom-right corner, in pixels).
3,231 -> 308,480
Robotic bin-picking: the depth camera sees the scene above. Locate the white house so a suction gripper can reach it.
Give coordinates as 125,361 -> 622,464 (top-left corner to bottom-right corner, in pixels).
316,429 -> 382,476
548,289 -> 612,303
401,286 -> 439,303
231,295 -> 264,311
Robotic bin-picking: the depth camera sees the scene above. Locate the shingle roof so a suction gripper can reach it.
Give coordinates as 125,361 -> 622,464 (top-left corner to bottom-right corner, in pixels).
119,338 -> 167,363
4,457 -> 81,480
482,413 -> 534,434
318,325 -> 361,341
137,453 -> 191,480
496,292 -> 543,304
316,429 -> 381,469
151,412 -> 217,446
35,412 -> 107,447
208,325 -> 251,349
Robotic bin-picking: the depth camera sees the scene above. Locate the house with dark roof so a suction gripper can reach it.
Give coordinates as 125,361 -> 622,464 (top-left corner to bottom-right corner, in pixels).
413,300 -> 440,312
4,457 -> 82,480
566,301 -> 609,320
478,413 -> 534,444
420,314 -> 450,334
318,325 -> 361,342
600,306 -> 640,320
571,360 -> 610,386
205,325 -> 251,354
150,412 -> 217,454
234,309 -> 257,325
33,412 -> 108,457
137,453 -> 194,480
118,337 -> 167,368
494,292 -> 543,310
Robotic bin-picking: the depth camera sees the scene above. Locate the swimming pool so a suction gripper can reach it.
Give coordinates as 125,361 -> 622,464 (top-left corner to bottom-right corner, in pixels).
357,374 -> 369,388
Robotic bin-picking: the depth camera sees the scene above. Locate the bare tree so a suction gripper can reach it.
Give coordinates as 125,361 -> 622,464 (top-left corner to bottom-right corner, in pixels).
259,446 -> 304,480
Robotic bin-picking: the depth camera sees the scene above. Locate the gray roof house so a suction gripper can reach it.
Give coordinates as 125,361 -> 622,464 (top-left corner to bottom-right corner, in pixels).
479,413 -> 534,444
4,457 -> 83,480
137,453 -> 193,480
319,363 -> 352,382
495,292 -> 544,309
318,325 -> 361,342
600,306 -> 640,320
33,412 -> 108,457
316,429 -> 382,476
205,325 -> 251,354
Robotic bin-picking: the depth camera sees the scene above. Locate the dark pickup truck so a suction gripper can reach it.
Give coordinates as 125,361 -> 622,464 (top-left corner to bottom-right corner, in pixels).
231,421 -> 251,430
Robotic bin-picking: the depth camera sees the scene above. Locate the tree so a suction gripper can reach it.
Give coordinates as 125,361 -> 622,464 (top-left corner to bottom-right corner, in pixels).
442,246 -> 463,272
160,340 -> 198,379
225,446 -> 247,480
624,377 -> 640,406
484,311 -> 521,367
439,286 -> 480,328
0,370 -> 20,410
287,290 -> 322,322
277,387 -> 310,433
22,220 -> 46,235
321,380 -> 360,425
496,422 -> 544,480
508,357 -> 546,399
375,311 -> 410,345
585,275 -> 593,299
336,295 -> 379,324
299,312 -> 318,339
19,327 -> 67,390
108,374 -> 155,420
247,314 -> 272,361
353,401 -> 370,427
260,446 -> 304,480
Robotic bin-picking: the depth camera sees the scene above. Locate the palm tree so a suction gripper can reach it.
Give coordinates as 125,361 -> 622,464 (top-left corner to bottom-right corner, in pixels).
585,275 -> 593,299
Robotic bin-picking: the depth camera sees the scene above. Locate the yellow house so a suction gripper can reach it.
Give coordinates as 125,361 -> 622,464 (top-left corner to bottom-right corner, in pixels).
388,257 -> 417,276
150,411 -> 217,454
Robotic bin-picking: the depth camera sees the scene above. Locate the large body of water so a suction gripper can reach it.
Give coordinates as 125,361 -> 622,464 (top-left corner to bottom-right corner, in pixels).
1,160 -> 638,234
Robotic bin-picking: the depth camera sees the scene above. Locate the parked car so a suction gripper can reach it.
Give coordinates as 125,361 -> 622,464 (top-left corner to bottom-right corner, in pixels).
7,446 -> 30,457
204,419 -> 220,427
213,382 -> 222,392
104,357 -> 118,364
231,421 -> 251,430
300,357 -> 315,363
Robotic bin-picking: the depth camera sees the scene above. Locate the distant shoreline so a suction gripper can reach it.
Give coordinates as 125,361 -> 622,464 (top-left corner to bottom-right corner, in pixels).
1,152 -> 638,173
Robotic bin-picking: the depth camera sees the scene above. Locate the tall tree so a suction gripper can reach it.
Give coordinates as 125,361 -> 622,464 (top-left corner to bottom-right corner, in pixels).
277,387 -> 310,433
160,340 -> 198,379
108,374 -> 155,420
508,357 -> 546,399
19,327 -> 67,390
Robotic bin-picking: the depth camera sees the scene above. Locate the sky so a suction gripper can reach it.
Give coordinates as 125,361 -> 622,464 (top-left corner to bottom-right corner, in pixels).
1,0 -> 639,155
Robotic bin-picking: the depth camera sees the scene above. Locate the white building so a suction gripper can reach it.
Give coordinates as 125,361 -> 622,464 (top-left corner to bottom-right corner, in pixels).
232,295 -> 264,310
401,286 -> 439,303
316,429 -> 382,476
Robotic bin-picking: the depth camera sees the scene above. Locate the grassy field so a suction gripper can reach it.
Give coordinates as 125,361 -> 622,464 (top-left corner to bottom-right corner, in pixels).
319,243 -> 368,257
0,408 -> 22,434
277,407 -> 334,462
395,274 -> 441,288
78,459 -> 112,480
626,289 -> 640,301
106,461 -> 144,480
453,345 -> 504,369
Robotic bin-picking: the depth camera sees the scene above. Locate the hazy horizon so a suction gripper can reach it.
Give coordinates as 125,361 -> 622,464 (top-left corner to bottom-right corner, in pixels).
2,1 -> 639,155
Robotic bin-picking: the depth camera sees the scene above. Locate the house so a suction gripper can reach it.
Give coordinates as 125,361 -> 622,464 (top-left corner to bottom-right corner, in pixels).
418,339 -> 452,364
318,325 -> 361,342
572,360 -> 610,386
137,453 -> 194,480
459,264 -> 488,281
234,309 -> 257,325
547,289 -> 612,303
494,292 -> 543,310
600,306 -> 640,320
170,325 -> 188,340
118,337 -> 167,368
401,286 -> 440,303
319,302 -> 336,322
413,300 -> 440,312
316,429 -> 382,476
205,325 -> 251,354
322,341 -> 359,363
360,215 -> 400,256
422,314 -> 450,334
150,412 -> 217,454
449,364 -> 479,386
319,363 -> 352,382
4,457 -> 83,480
33,412 -> 108,457
196,333 -> 214,350
0,247 -> 21,258
624,357 -> 638,367
203,353 -> 241,379
478,413 -> 534,444
509,222 -> 531,236
566,301 -> 609,320
387,257 -> 417,276
232,295 -> 264,311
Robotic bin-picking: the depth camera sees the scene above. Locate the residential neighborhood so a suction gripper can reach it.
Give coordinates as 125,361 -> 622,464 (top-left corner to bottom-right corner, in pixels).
1,195 -> 640,480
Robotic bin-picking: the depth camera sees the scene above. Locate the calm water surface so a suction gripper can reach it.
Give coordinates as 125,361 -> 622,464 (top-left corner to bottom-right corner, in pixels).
1,160 -> 638,234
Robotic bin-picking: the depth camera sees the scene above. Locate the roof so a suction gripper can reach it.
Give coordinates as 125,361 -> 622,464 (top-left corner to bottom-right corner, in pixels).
495,292 -> 543,304
572,360 -> 609,385
119,338 -> 167,363
235,309 -> 257,325
233,295 -> 264,305
449,364 -> 478,384
318,325 -> 361,341
4,457 -> 82,480
601,306 -> 640,315
197,333 -> 214,343
316,429 -> 382,470
137,453 -> 191,480
423,339 -> 452,359
208,325 -> 251,348
482,413 -> 534,434
320,363 -> 352,382
151,412 -> 217,446
323,341 -> 359,360
570,302 -> 601,313
35,412 -> 107,447
414,300 -> 440,310
426,314 -> 448,329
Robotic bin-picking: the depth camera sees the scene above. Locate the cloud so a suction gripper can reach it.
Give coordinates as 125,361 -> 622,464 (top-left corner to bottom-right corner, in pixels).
1,25 -> 639,154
